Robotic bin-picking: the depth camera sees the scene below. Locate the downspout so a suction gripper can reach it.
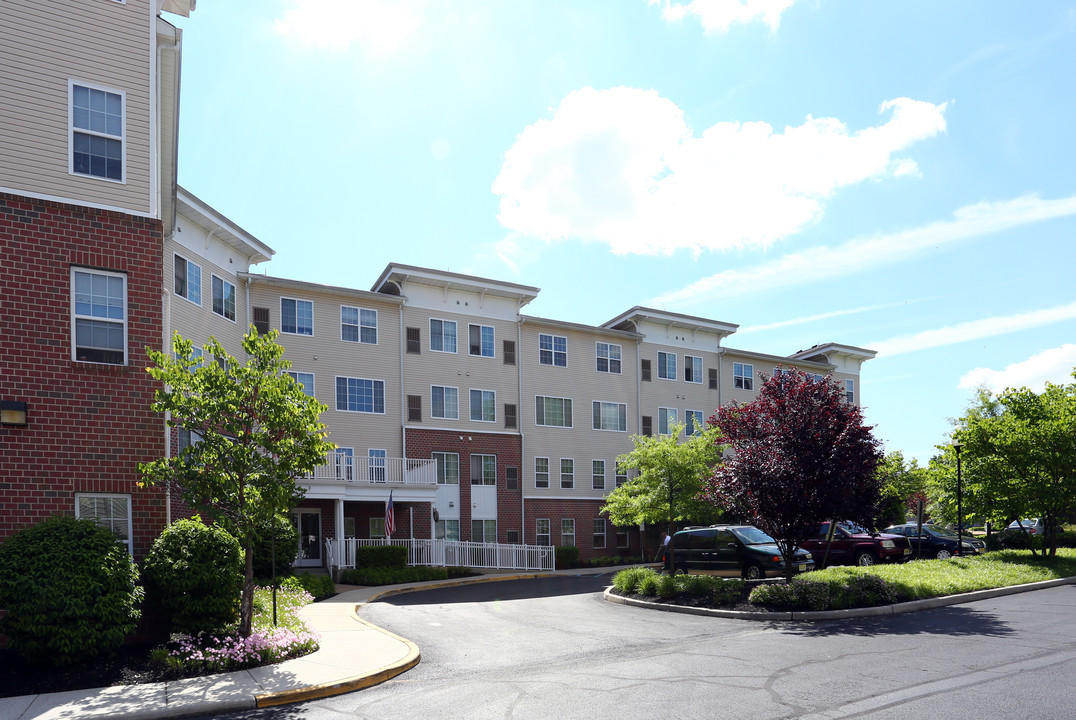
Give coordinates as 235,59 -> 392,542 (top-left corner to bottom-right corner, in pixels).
162,279 -> 172,526
517,313 -> 525,544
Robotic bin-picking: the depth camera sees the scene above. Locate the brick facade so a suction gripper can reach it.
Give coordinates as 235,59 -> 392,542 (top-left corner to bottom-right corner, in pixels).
524,498 -> 643,560
0,192 -> 166,558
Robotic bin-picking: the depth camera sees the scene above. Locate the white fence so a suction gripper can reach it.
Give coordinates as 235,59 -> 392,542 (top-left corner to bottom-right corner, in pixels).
326,537 -> 556,572
304,455 -> 437,485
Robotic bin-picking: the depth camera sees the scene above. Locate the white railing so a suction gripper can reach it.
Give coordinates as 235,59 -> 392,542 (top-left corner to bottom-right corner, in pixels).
329,537 -> 556,571
304,455 -> 437,485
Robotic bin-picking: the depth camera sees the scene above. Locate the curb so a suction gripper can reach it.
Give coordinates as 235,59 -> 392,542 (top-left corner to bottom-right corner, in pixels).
603,574 -> 1076,620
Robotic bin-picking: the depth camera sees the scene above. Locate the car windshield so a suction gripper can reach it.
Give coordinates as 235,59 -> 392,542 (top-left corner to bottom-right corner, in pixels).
731,526 -> 777,545
839,521 -> 867,534
927,525 -> 958,539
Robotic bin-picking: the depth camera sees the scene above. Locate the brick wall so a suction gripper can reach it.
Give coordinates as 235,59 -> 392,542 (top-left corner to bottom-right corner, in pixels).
523,497 -> 645,560
0,192 -> 165,558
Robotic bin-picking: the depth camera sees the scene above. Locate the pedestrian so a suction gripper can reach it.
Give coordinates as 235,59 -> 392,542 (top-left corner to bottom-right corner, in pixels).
661,529 -> 672,572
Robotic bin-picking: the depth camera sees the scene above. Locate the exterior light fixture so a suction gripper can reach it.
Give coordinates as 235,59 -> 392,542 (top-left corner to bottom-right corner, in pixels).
1,401 -> 27,426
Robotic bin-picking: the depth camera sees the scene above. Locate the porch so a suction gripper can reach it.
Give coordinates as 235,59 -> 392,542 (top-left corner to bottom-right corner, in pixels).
304,454 -> 437,486
325,537 -> 556,572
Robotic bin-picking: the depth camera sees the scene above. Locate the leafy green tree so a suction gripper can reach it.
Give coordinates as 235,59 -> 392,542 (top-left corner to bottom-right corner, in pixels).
602,422 -> 726,535
874,451 -> 928,528
702,368 -> 884,579
139,329 -> 335,636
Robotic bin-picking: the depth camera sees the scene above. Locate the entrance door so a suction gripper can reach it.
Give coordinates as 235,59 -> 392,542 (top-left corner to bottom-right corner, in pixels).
293,509 -> 322,567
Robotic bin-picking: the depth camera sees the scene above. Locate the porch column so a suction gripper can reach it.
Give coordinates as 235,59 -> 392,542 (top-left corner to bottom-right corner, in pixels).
334,498 -> 345,576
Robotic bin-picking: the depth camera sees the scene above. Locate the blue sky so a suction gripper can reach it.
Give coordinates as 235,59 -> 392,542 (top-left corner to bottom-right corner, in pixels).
171,1 -> 1076,466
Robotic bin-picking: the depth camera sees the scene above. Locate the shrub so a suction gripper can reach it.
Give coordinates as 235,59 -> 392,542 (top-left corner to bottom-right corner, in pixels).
712,578 -> 747,606
142,517 -> 243,634
749,573 -> 898,611
247,514 -> 300,578
985,529 -> 1033,551
356,544 -> 407,569
446,566 -> 473,579
749,578 -> 831,611
0,516 -> 143,667
681,574 -> 715,597
612,567 -> 653,594
657,573 -> 679,599
338,565 -> 448,586
637,572 -> 660,597
555,545 -> 580,569
288,572 -> 335,599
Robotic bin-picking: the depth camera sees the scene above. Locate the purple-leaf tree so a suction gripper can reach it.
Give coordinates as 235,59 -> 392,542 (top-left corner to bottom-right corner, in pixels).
702,367 -> 884,579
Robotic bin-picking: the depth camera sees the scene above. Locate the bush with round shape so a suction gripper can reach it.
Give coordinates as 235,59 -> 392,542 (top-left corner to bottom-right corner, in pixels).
612,567 -> 653,594
142,516 -> 243,634
0,516 -> 143,667
555,545 -> 580,569
249,513 -> 300,578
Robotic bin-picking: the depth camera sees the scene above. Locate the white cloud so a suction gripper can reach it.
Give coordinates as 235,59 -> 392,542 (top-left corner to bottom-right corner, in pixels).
493,88 -> 947,256
959,344 -> 1076,393
650,194 -> 1076,306
870,302 -> 1076,359
274,0 -> 422,53
738,300 -> 931,334
652,0 -> 800,33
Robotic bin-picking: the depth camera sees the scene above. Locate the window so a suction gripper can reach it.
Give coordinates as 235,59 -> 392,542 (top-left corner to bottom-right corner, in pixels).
560,458 -> 574,489
430,318 -> 457,353
70,83 -> 124,181
536,518 -> 551,545
369,449 -> 387,483
593,519 -> 607,549
592,460 -> 605,490
615,462 -> 628,488
406,327 -> 421,354
469,389 -> 495,422
657,351 -> 677,380
334,448 -> 354,481
561,518 -> 575,546
435,519 -> 460,541
846,379 -> 855,403
72,268 -> 126,364
370,517 -> 386,539
539,333 -> 567,367
468,324 -> 495,357
535,396 -> 572,427
433,452 -> 459,484
341,306 -> 377,344
596,342 -> 621,373
76,494 -> 133,554
641,359 -> 651,382
177,428 -> 203,453
616,527 -> 630,548
504,404 -> 517,429
253,307 -> 270,335
642,415 -> 652,437
658,407 -> 678,435
592,401 -> 627,432
686,410 -> 704,436
470,454 -> 496,485
281,298 -> 312,335
507,530 -> 520,544
472,520 -> 496,543
211,276 -> 236,322
506,466 -> 519,490
336,377 -> 385,413
535,457 -> 549,488
709,368 -> 718,389
432,386 -> 459,419
286,371 -> 314,397
407,394 -> 421,422
734,362 -> 753,390
503,340 -> 516,365
685,355 -> 702,383
173,255 -> 201,305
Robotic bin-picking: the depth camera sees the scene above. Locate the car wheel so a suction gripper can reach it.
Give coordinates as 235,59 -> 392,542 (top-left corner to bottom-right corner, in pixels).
854,551 -> 876,567
743,563 -> 764,580
935,548 -> 952,560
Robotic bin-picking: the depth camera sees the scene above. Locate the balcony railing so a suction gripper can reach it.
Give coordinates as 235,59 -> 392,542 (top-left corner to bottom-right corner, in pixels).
327,538 -> 556,571
303,455 -> 437,485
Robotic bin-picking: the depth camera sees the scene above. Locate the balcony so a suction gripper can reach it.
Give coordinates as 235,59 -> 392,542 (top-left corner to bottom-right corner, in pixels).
303,454 -> 437,486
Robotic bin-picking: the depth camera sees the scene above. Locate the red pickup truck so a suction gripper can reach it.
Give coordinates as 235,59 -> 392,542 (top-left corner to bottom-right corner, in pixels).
798,521 -> 912,567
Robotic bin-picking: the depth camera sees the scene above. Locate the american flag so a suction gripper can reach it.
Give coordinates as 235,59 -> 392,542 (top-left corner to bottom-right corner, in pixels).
385,490 -> 395,537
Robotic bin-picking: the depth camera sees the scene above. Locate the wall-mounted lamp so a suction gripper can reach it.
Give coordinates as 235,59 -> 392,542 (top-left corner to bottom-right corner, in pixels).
1,401 -> 28,426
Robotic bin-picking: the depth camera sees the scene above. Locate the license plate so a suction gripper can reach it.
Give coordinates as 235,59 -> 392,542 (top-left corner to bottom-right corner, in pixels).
796,564 -> 806,572
903,548 -> 912,555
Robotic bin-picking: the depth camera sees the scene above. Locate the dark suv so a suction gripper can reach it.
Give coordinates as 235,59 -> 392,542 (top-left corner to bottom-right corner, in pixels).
798,521 -> 912,567
672,525 -> 814,580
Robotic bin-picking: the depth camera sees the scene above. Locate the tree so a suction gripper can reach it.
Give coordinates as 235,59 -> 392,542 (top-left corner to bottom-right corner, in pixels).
139,329 -> 335,636
874,451 -> 928,528
949,374 -> 1076,556
701,368 -> 883,579
602,422 -> 726,539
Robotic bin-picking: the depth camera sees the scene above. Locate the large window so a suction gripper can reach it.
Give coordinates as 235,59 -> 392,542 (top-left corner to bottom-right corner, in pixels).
734,362 -> 754,390
369,449 -> 387,483
592,460 -> 606,490
596,342 -> 621,373
539,333 -> 567,367
70,83 -> 124,181
281,298 -> 312,335
593,519 -> 607,549
658,407 -> 678,435
535,457 -> 550,488
536,518 -> 551,546
341,306 -> 376,344
286,371 -> 314,397
431,318 -> 457,353
685,355 -> 703,383
432,385 -> 459,419
76,494 -> 132,555
334,448 -> 354,481
592,401 -> 627,432
686,410 -> 704,435
535,396 -> 572,427
436,519 -> 460,541
468,324 -> 495,357
173,255 -> 201,305
472,520 -> 497,543
72,268 -> 126,364
561,518 -> 575,546
560,458 -> 574,489
470,454 -> 496,485
657,351 -> 677,380
212,276 -> 236,322
433,452 -> 459,484
335,377 -> 385,413
469,389 -> 495,422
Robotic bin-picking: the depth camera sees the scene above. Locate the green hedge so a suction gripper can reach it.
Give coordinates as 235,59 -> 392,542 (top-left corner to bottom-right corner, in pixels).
338,565 -> 449,586
555,545 -> 580,569
748,574 -> 897,611
356,544 -> 407,569
287,572 -> 335,599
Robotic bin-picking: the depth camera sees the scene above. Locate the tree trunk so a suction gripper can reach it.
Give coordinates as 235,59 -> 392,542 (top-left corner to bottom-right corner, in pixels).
239,542 -> 255,637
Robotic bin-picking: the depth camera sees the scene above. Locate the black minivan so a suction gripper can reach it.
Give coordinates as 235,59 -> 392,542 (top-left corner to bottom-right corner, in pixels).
672,525 -> 815,579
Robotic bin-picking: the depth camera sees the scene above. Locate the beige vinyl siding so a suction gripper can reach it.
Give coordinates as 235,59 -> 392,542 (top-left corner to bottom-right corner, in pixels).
0,0 -> 153,214
165,243 -> 250,361
638,340 -> 723,440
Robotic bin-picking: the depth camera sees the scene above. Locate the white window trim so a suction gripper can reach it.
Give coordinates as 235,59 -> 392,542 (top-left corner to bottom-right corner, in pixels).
686,409 -> 704,435
658,407 -> 678,435
333,447 -> 354,481
340,305 -> 378,345
470,453 -> 497,486
561,518 -> 576,546
592,459 -> 606,490
734,362 -> 754,390
538,333 -> 567,367
593,518 -> 607,549
535,457 -> 550,488
595,341 -> 622,374
210,274 -> 238,323
431,385 -> 460,420
71,266 -> 128,365
657,351 -> 677,381
592,400 -> 627,432
536,518 -> 551,546
335,376 -> 387,414
286,370 -> 315,397
469,388 -> 496,423
430,317 -> 458,354
75,492 -> 132,555
685,355 -> 703,384
535,395 -> 573,428
560,457 -> 574,489
468,323 -> 496,358
68,79 -> 126,184
433,451 -> 460,485
846,379 -> 855,403
280,296 -> 314,336
173,253 -> 202,307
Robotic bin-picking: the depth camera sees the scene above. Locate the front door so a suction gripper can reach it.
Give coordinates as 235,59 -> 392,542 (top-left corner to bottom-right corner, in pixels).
293,509 -> 322,567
